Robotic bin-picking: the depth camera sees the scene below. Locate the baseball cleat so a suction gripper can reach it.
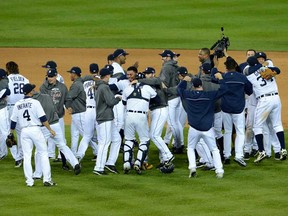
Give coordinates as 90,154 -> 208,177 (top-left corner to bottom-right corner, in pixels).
196,161 -> 206,168
254,151 -> 267,163
251,149 -> 259,157
274,152 -> 281,160
224,157 -> 230,165
62,164 -> 70,171
74,164 -> 81,175
93,170 -> 108,176
280,149 -> 287,160
189,169 -> 197,178
105,165 -> 119,174
234,157 -> 247,167
243,152 -> 250,161
15,159 -> 22,168
133,164 -> 142,175
123,168 -> 130,174
44,181 -> 57,187
216,173 -> 224,179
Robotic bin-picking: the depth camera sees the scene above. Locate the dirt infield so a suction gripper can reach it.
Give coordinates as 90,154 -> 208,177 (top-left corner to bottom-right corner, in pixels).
1,48 -> 287,128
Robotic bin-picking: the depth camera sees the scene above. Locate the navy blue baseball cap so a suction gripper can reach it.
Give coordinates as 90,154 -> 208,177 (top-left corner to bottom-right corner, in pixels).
177,66 -> 188,75
143,67 -> 155,74
42,60 -> 57,69
104,64 -> 114,73
247,56 -> 258,66
192,78 -> 202,88
107,54 -> 114,61
47,68 -> 58,77
89,63 -> 99,74
23,84 -> 36,95
255,52 -> 267,60
159,50 -> 175,58
201,63 -> 211,73
0,69 -> 7,79
100,68 -> 112,77
113,49 -> 129,58
67,67 -> 81,76
0,88 -> 11,99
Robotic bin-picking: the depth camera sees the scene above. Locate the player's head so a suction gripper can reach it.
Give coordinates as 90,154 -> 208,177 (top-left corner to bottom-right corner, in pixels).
67,67 -> 81,81
6,61 -> 19,75
99,68 -> 112,81
255,52 -> 267,64
107,54 -> 114,64
177,66 -> 188,80
89,63 -> 99,74
198,48 -> 210,63
47,68 -> 58,84
42,60 -> 57,69
201,63 -> 211,74
126,66 -> 138,82
0,68 -> 7,79
192,78 -> 202,89
113,49 -> 129,65
142,67 -> 155,78
0,88 -> 11,100
173,52 -> 180,62
246,49 -> 256,58
159,50 -> 175,62
23,83 -> 36,96
224,57 -> 238,71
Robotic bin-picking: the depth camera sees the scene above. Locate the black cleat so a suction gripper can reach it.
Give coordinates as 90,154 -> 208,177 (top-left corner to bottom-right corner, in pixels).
105,165 -> 119,174
74,164 -> 81,175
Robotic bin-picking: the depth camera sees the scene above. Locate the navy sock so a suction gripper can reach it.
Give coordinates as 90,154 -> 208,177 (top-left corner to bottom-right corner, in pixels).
276,131 -> 286,149
255,134 -> 264,152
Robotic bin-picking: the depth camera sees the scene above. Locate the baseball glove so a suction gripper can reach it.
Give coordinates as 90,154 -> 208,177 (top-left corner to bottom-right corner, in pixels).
260,68 -> 277,80
159,163 -> 175,174
6,133 -> 17,148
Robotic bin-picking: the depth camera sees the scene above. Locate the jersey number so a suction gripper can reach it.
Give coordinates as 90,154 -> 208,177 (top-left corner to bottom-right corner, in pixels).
87,88 -> 94,99
13,83 -> 24,94
256,76 -> 274,87
23,109 -> 31,121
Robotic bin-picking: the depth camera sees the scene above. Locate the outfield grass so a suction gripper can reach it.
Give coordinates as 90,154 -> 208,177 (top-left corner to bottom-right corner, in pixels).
0,0 -> 288,50
0,127 -> 287,216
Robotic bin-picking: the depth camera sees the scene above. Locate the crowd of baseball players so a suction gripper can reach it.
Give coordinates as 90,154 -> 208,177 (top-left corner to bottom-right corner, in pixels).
0,47 -> 286,186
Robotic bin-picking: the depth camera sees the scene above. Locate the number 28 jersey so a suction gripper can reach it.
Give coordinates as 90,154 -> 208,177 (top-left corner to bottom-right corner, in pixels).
7,74 -> 30,105
11,97 -> 46,129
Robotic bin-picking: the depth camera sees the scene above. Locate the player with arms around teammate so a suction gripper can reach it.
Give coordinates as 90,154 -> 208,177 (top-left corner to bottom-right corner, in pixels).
178,75 -> 227,178
245,57 -> 287,163
93,68 -> 122,175
6,61 -> 30,167
10,84 -> 56,187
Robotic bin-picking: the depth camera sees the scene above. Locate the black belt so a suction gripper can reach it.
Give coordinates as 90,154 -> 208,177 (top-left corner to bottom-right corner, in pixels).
87,106 -> 95,108
257,92 -> 278,99
127,110 -> 147,114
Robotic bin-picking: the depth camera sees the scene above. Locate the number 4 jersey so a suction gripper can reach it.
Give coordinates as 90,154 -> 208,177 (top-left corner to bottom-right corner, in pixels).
11,97 -> 46,129
7,74 -> 30,105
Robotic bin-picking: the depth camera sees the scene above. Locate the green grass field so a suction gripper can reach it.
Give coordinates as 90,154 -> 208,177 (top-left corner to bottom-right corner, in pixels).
0,0 -> 288,50
0,127 -> 287,216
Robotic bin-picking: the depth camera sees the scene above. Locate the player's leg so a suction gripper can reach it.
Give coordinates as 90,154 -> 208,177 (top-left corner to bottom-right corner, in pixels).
105,122 -> 121,168
0,107 -> 9,159
232,111 -> 245,160
70,115 -> 80,156
222,111 -> 233,162
196,139 -> 213,168
187,126 -> 201,177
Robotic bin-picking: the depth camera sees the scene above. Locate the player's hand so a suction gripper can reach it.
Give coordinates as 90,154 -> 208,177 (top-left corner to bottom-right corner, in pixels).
115,95 -> 122,100
214,72 -> 223,80
50,129 -> 56,137
262,61 -> 269,67
183,76 -> 192,82
67,107 -> 73,114
133,61 -> 139,69
130,80 -> 138,85
213,55 -> 219,68
161,82 -> 167,89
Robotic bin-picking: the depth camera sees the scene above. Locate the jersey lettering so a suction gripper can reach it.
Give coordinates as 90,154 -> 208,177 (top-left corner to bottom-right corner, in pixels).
87,88 -> 94,99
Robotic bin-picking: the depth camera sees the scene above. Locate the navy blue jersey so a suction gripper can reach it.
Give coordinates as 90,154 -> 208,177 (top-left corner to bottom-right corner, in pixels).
177,80 -> 227,131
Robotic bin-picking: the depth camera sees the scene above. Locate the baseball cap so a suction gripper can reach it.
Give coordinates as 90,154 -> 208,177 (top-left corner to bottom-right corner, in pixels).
67,67 -> 81,76
159,50 -> 175,58
23,84 -> 36,95
255,52 -> 267,60
0,69 -> 7,79
143,67 -> 155,74
136,73 -> 146,79
89,63 -> 99,74
177,66 -> 188,75
247,56 -> 258,66
113,49 -> 129,58
107,54 -> 114,61
0,88 -> 11,99
47,68 -> 58,77
100,68 -> 112,77
201,63 -> 211,73
192,78 -> 202,88
104,64 -> 114,73
42,60 -> 57,69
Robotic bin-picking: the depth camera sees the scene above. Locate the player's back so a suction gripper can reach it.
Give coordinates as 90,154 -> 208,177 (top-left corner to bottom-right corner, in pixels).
7,74 -> 29,104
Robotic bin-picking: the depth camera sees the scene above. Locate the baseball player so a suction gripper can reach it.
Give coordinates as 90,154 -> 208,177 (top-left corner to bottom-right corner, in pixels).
6,61 -> 30,167
239,49 -> 256,73
245,57 -> 287,163
159,50 -> 183,153
76,63 -> 99,161
10,83 -> 56,187
197,48 -> 212,78
93,68 -> 122,175
0,83 -> 11,160
32,89 -> 81,177
177,76 -> 226,178
135,67 -> 175,168
213,57 -> 253,167
122,70 -> 157,174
